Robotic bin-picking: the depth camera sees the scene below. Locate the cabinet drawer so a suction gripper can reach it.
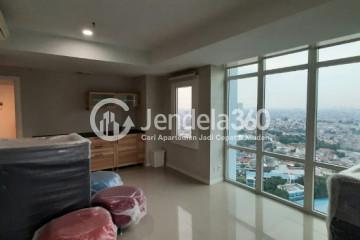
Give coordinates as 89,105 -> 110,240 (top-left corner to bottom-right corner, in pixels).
116,151 -> 139,166
91,155 -> 114,171
91,150 -> 114,158
117,144 -> 137,152
118,136 -> 137,144
92,147 -> 114,155
90,137 -> 115,171
137,152 -> 145,161
90,137 -> 115,148
138,140 -> 145,151
117,135 -> 137,152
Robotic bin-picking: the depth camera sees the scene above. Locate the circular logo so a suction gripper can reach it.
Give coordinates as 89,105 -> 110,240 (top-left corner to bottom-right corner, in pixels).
90,98 -> 134,141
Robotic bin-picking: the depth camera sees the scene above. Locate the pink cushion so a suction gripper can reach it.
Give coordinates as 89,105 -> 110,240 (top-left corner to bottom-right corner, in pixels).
92,186 -> 147,228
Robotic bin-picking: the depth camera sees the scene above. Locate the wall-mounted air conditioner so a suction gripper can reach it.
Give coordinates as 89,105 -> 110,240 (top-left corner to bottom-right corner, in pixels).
0,10 -> 9,40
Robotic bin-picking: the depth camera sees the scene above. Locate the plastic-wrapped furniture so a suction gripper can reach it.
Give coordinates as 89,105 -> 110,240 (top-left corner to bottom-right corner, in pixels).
33,207 -> 117,240
92,186 -> 147,228
91,171 -> 123,195
328,165 -> 360,240
0,134 -> 91,240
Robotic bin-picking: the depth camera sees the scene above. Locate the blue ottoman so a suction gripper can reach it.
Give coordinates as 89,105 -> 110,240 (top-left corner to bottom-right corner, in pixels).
91,171 -> 123,195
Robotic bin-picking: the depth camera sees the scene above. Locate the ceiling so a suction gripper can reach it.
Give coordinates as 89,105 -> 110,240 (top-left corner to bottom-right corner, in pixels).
0,0 -> 359,76
0,0 -> 249,50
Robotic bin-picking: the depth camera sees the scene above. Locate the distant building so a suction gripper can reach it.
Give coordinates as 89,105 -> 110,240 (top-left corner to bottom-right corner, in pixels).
278,183 -> 304,201
245,172 -> 256,187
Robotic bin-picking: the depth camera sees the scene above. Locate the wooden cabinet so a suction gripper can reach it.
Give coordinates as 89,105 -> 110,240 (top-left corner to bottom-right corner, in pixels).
90,133 -> 144,171
116,134 -> 137,167
137,134 -> 145,163
89,137 -> 116,171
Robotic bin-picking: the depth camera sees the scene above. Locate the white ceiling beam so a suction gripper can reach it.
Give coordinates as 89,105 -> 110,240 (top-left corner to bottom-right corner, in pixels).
0,28 -> 150,65
157,0 -> 360,67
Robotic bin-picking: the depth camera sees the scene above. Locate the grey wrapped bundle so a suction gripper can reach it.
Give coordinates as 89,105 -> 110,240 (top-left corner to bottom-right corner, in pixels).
0,134 -> 91,240
328,165 -> 360,240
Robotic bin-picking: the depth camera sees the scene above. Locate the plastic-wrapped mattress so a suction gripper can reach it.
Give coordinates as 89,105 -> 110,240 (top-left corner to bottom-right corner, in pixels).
0,134 -> 91,240
92,186 -> 147,228
33,207 -> 117,240
328,165 -> 360,240
91,171 -> 123,195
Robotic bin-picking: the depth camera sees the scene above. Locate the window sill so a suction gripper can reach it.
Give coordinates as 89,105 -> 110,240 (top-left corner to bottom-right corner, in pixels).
171,139 -> 199,150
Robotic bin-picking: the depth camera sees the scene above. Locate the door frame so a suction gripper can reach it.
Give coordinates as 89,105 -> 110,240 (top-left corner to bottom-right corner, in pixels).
0,76 -> 23,138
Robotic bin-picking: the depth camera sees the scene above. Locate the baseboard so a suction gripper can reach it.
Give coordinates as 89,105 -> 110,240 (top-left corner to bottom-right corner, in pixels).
166,163 -> 209,185
209,176 -> 224,185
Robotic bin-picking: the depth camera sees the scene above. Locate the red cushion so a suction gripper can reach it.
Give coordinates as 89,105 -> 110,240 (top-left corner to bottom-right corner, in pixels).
34,207 -> 117,240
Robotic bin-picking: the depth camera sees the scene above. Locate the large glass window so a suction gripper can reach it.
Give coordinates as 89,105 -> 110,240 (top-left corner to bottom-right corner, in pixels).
228,63 -> 258,77
263,156 -> 304,206
313,43 -> 360,214
227,149 -> 256,188
176,86 -> 192,138
317,63 -> 360,168
265,70 -> 308,159
318,40 -> 360,62
227,64 -> 258,189
313,167 -> 337,214
265,50 -> 308,70
226,35 -> 360,216
228,77 -> 258,148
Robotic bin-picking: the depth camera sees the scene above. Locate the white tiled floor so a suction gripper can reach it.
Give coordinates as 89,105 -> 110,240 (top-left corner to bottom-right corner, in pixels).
117,166 -> 328,240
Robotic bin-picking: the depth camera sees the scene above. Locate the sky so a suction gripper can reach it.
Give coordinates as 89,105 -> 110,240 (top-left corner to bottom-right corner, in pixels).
177,86 -> 192,110
318,63 -> 360,109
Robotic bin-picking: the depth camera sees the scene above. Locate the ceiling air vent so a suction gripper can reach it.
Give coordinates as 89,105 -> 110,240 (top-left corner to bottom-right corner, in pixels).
0,10 -> 9,40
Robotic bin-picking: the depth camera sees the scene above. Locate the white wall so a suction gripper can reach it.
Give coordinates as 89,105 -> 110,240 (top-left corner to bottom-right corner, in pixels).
161,66 -> 210,183
209,65 -> 225,184
154,65 -> 225,184
0,66 -> 145,137
142,75 -> 167,166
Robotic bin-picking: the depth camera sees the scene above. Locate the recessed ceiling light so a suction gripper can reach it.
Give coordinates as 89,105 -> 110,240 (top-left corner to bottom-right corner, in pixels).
82,29 -> 93,36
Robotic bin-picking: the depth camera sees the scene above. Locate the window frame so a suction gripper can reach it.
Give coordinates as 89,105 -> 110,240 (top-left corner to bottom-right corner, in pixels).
171,76 -> 199,149
225,37 -> 360,218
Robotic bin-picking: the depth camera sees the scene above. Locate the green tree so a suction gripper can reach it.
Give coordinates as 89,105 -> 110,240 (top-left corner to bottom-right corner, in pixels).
279,135 -> 305,144
237,139 -> 256,147
295,176 -> 328,199
335,151 -> 346,158
295,176 -> 304,185
268,130 -> 283,137
263,177 -> 289,199
316,139 -> 340,150
236,172 -> 246,184
294,163 -> 303,168
314,176 -> 328,198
